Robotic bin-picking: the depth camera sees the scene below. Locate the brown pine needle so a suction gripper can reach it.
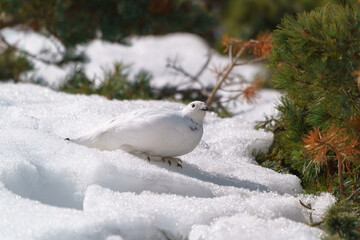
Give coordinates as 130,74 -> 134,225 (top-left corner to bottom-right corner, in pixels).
221,34 -> 244,54
252,32 -> 272,58
242,80 -> 262,104
302,127 -> 330,164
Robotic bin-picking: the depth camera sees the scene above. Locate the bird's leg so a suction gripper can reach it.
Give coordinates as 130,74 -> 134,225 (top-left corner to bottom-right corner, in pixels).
133,152 -> 161,162
140,153 -> 182,168
147,156 -> 163,162
162,157 -> 182,168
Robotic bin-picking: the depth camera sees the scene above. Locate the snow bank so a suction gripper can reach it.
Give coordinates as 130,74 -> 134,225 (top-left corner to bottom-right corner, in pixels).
1,28 -> 280,118
2,28 -> 258,88
0,83 -> 335,239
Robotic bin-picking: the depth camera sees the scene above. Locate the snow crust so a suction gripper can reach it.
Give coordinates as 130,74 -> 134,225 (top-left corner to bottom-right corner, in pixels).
0,83 -> 335,240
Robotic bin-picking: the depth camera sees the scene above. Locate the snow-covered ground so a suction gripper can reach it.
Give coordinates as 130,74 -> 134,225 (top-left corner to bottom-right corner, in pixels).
2,28 -> 259,87
2,28 -> 279,117
0,83 -> 335,240
0,28 -> 336,239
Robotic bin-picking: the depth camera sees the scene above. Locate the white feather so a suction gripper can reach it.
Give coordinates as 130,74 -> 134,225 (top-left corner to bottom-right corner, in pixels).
71,101 -> 207,157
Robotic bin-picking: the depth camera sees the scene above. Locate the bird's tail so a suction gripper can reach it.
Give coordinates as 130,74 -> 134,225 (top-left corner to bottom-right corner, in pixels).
65,134 -> 100,149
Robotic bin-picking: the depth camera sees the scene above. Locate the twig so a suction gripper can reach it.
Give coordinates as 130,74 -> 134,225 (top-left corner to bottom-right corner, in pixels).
166,52 -> 212,92
194,51 -> 212,80
332,146 -> 346,199
299,200 -> 317,226
220,92 -> 243,104
346,187 -> 360,201
153,86 -> 210,100
47,34 -> 66,56
166,52 -> 212,82
218,88 -> 246,93
206,46 -> 246,106
342,171 -> 360,177
167,62 -> 197,80
229,44 -> 233,62
0,33 -> 64,65
281,60 -> 309,73
234,57 -> 264,66
299,200 -> 313,210
310,220 -> 324,227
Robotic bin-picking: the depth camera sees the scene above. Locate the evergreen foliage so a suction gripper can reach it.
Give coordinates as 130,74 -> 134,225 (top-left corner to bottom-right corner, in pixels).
0,0 -> 216,47
0,48 -> 33,83
61,63 -> 154,100
258,0 -> 360,191
220,0 -> 329,40
323,201 -> 360,240
0,0 -> 216,82
255,1 -> 360,237
60,69 -> 94,95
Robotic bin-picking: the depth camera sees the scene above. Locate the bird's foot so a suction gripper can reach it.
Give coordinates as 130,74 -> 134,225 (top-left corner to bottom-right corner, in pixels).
146,155 -> 182,168
162,157 -> 182,168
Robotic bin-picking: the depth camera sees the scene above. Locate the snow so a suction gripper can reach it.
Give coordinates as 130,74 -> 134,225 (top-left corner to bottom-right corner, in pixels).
1,27 -> 279,118
3,28 -> 258,87
0,83 -> 335,240
82,34 -> 258,89
2,28 -> 258,86
0,26 -> 335,239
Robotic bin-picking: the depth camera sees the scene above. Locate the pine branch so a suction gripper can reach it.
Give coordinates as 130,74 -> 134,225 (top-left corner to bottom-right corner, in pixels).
346,187 -> 360,201
234,57 -> 264,66
206,46 -> 246,106
166,52 -> 212,91
310,220 -> 324,227
299,200 -> 316,226
342,171 -> 360,177
299,200 -> 313,210
280,60 -> 309,73
0,32 -> 64,65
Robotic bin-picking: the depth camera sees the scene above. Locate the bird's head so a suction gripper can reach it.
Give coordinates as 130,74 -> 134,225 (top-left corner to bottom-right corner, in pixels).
182,101 -> 208,124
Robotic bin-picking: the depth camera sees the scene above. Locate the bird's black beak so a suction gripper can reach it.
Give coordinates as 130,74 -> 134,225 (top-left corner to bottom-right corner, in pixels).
201,106 -> 208,111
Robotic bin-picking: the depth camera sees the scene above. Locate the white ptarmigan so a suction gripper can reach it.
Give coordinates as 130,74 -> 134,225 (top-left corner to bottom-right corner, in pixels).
66,101 -> 208,167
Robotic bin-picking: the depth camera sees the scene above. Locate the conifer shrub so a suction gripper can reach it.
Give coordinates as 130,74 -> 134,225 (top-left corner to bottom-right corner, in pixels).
323,201 -> 360,240
61,63 -> 154,100
0,49 -> 33,83
255,1 -> 360,237
0,0 -> 216,82
1,0 -> 216,47
258,0 -> 360,193
60,69 -> 94,95
220,0 -> 328,40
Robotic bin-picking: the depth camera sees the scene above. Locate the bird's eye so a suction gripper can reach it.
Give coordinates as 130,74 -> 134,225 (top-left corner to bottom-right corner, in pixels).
192,104 -> 195,108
